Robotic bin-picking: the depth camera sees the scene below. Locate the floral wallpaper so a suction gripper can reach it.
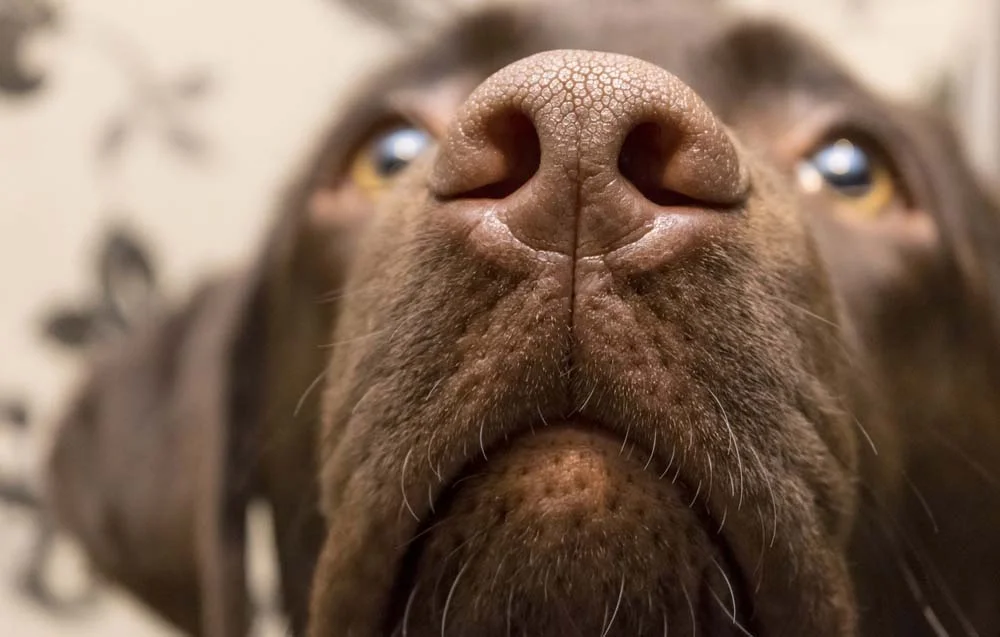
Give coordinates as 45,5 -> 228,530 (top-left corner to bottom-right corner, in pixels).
0,1 -> 388,634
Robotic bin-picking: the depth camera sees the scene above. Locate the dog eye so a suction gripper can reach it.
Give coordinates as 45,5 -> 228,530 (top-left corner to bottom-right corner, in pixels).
350,125 -> 432,193
797,138 -> 896,216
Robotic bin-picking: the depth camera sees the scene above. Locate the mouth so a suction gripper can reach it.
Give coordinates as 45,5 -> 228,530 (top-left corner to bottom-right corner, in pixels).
385,422 -> 756,637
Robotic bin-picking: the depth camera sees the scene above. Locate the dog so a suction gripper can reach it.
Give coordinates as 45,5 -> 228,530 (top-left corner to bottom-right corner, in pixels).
0,226 -> 157,611
28,0 -> 1000,635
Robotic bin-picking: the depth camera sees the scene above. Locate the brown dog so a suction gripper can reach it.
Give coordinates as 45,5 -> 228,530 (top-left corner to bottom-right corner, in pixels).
33,1 -> 1000,636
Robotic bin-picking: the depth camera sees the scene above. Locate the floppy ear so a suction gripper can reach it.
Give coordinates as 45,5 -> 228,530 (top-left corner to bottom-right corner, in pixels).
95,226 -> 159,329
185,273 -> 264,637
904,108 -> 1000,339
204,113 -> 385,628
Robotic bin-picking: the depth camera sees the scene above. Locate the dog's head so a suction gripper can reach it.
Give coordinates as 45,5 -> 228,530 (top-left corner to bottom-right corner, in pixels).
257,1 -> 1000,634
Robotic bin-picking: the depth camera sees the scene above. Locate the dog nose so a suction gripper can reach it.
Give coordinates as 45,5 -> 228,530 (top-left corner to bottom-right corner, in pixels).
431,50 -> 749,258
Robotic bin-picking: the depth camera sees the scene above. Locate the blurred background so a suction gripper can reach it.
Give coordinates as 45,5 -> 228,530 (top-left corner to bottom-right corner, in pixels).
0,0 -> 996,634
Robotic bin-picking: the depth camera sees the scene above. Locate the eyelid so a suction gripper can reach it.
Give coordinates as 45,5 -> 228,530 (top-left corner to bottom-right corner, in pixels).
385,76 -> 475,139
773,104 -> 849,165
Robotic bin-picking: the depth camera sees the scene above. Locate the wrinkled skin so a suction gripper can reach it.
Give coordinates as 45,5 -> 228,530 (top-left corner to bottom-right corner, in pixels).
35,1 -> 1000,636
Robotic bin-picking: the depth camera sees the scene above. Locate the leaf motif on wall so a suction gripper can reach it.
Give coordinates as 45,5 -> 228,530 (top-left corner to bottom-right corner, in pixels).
0,0 -> 57,96
96,113 -> 132,163
163,122 -> 206,158
173,69 -> 212,99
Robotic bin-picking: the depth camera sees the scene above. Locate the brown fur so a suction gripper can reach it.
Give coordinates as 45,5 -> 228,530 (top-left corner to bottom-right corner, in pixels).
36,1 -> 1000,636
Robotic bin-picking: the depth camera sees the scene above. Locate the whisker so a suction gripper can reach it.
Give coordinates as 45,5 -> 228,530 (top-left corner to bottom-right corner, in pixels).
425,378 -> 444,401
709,588 -> 755,636
619,420 -> 632,455
319,326 -> 393,349
536,404 -> 550,432
506,585 -> 516,637
397,518 -> 449,550
577,384 -> 597,414
643,429 -> 658,472
711,557 -> 738,623
762,292 -> 862,368
659,446 -> 677,480
708,387 -> 745,510
753,507 -> 766,591
600,575 -> 626,637
853,415 -> 879,456
401,449 -> 420,522
317,281 -> 388,304
861,486 -> 979,637
440,556 -> 475,637
487,552 -> 512,596
923,426 -> 1000,495
748,445 -> 778,547
426,424 -> 443,482
401,579 -> 421,637
293,366 -> 328,418
902,470 -> 939,534
765,293 -> 839,330
705,451 -> 714,499
479,421 -> 488,461
898,558 -> 952,637
682,583 -> 697,637
689,480 -> 702,508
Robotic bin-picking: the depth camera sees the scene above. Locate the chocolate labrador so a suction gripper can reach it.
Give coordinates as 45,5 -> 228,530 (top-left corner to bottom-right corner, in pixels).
33,0 -> 1000,636
2,227 -> 157,610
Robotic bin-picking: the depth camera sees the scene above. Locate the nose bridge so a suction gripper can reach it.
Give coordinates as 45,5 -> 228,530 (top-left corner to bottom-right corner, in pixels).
430,49 -> 748,258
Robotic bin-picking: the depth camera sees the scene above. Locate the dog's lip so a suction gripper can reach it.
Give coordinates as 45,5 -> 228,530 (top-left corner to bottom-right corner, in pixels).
387,419 -> 759,635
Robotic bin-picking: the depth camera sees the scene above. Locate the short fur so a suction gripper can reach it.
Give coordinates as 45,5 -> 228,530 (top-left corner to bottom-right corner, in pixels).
30,1 -> 1000,636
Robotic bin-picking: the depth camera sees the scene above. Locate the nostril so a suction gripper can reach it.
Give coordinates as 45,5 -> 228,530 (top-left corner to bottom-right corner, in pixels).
618,122 -> 711,208
448,110 -> 540,200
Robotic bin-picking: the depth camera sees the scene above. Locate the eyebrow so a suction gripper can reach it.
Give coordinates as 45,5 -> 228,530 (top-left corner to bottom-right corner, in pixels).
696,22 -> 864,99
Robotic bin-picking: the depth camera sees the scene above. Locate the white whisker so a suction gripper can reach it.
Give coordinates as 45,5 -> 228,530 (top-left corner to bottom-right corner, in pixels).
600,575 -> 626,637
401,448 -> 420,522
577,384 -> 597,413
319,326 -> 393,349
708,387 -> 745,510
293,367 -> 328,418
902,471 -> 939,534
689,480 -> 702,507
711,557 -> 738,622
709,588 -> 755,636
682,583 -> 697,637
644,430 -> 658,471
748,446 -> 778,547
440,556 -> 474,637
853,415 -> 879,456
659,445 -> 677,479
401,580 -> 420,637
620,421 -> 632,455
479,421 -> 488,461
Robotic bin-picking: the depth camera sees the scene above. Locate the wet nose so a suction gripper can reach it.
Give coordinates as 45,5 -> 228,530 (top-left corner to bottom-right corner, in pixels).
430,49 -> 749,258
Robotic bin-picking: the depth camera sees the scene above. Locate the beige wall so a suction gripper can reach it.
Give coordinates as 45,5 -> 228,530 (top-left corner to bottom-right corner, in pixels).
0,0 -> 993,634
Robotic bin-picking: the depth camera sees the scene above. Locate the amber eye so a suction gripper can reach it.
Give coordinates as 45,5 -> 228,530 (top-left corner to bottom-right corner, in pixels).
349,125 -> 432,194
797,138 -> 897,216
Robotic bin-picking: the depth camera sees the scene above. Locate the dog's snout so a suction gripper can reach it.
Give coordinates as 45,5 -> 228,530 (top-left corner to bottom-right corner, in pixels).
431,49 -> 749,258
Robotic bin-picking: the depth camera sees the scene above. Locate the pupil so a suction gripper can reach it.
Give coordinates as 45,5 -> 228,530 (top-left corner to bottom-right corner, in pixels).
374,128 -> 430,177
814,140 -> 872,194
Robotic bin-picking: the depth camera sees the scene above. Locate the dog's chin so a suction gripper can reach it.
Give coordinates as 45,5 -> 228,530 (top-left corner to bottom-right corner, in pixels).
388,425 -> 752,637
